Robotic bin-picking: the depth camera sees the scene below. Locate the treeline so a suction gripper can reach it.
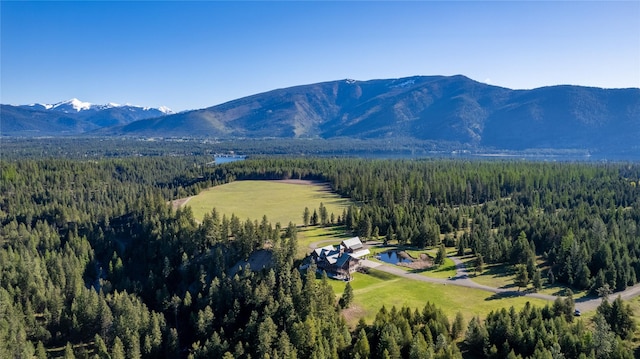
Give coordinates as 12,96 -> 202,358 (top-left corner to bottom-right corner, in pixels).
1,154 -> 638,357
0,156 -> 230,228
1,137 -> 467,160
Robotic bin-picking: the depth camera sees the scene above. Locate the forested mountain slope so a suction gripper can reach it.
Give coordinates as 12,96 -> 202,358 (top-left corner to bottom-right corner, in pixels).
104,76 -> 640,154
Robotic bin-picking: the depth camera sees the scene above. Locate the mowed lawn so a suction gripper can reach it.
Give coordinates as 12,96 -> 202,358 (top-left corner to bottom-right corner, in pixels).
183,180 -> 352,227
329,269 -> 552,327
297,226 -> 354,258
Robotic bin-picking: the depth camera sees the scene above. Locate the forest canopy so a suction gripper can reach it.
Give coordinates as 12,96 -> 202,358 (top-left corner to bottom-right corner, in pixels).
1,139 -> 639,358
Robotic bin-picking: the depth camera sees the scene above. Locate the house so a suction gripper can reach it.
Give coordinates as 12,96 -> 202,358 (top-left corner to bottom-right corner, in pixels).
308,237 -> 370,280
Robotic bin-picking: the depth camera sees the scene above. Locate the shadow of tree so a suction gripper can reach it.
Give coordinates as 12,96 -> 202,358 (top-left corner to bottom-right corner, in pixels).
485,291 -> 522,301
484,263 -> 514,278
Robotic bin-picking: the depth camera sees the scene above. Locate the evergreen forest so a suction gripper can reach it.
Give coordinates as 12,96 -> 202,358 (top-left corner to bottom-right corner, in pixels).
1,139 -> 639,358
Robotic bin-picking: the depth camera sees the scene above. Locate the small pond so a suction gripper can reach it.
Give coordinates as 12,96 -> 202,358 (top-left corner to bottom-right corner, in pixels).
376,251 -> 413,265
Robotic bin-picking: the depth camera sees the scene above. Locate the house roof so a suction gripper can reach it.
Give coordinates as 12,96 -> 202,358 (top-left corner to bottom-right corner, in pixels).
309,238 -> 368,274
314,245 -> 336,257
335,254 -> 352,268
350,249 -> 371,259
341,237 -> 363,250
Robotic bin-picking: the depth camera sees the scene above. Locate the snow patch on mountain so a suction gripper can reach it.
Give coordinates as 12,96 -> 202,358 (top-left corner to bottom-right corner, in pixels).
21,98 -> 173,114
389,79 -> 416,89
27,103 -> 54,110
53,98 -> 93,112
158,106 -> 174,114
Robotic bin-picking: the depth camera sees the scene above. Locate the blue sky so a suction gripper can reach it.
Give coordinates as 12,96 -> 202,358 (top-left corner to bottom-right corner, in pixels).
2,1 -> 639,111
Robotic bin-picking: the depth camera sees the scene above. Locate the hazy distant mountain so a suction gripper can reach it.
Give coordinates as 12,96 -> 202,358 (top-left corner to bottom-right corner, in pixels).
2,99 -> 173,135
3,77 -> 639,156
102,75 -> 640,153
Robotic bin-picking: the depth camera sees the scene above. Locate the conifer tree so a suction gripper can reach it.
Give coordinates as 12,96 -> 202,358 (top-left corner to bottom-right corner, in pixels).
452,311 -> 465,339
353,329 -> 370,359
514,264 -> 529,291
435,244 -> 447,266
339,282 -> 354,309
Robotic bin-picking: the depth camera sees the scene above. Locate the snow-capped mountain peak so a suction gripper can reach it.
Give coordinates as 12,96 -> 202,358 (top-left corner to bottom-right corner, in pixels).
20,99 -> 173,115
157,106 -> 174,114
52,98 -> 93,112
11,98 -> 176,132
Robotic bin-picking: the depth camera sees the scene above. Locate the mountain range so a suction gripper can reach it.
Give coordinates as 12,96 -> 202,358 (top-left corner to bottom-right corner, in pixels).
2,75 -> 639,154
1,99 -> 173,135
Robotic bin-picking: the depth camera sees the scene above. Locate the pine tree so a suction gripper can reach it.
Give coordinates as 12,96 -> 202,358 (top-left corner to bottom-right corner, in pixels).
465,316 -> 488,355
457,236 -> 465,256
593,313 -> 615,358
475,254 -> 485,274
257,317 -> 277,358
409,332 -> 432,359
385,226 -> 394,245
435,244 -> 447,266
452,311 -> 465,339
303,207 -> 310,226
63,342 -> 75,359
94,334 -> 110,359
339,282 -> 354,309
354,329 -> 370,359
35,342 -> 47,359
514,264 -> 529,291
319,202 -> 328,226
111,336 -> 126,359
532,268 -> 542,291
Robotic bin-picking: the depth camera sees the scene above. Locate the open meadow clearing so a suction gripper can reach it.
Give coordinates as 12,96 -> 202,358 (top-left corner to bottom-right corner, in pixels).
329,269 -> 551,326
181,180 -> 352,226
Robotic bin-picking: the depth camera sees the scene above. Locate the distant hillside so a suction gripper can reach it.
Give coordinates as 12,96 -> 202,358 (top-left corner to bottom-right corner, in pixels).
3,76 -> 639,155
100,76 -> 640,153
0,105 -> 91,135
1,100 -> 172,136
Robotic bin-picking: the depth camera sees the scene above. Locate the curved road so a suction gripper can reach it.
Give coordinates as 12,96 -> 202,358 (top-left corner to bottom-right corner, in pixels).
308,240 -> 640,313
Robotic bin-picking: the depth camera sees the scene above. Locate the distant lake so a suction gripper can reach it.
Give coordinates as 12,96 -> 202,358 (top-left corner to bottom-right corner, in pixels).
214,155 -> 246,164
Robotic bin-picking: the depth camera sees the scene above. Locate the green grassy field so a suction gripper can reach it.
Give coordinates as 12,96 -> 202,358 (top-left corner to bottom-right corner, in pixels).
420,257 -> 457,279
329,269 -> 552,326
183,180 -> 352,226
